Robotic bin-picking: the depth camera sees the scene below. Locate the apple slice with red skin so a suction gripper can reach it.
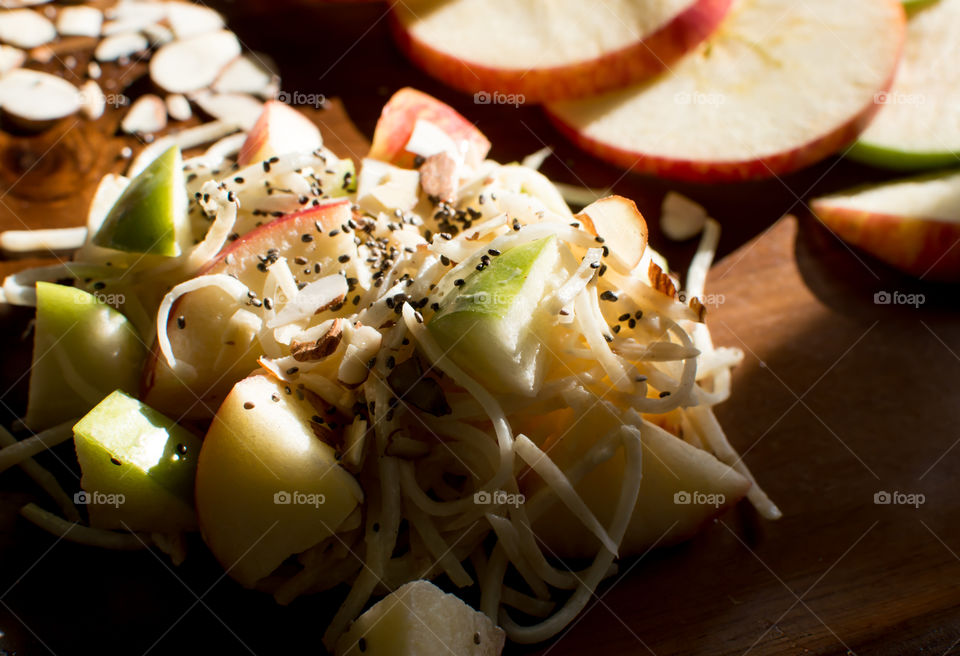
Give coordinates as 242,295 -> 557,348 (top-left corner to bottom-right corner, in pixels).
141,199 -> 357,419
811,170 -> 960,281
545,0 -> 905,182
389,0 -> 732,104
238,99 -> 322,167
368,87 -> 490,170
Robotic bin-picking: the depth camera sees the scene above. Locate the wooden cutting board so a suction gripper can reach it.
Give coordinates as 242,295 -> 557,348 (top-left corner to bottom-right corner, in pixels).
2,5 -> 960,652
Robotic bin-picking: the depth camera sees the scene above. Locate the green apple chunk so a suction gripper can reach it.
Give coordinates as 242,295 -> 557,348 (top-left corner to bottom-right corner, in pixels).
73,390 -> 201,533
92,145 -> 187,256
428,236 -> 560,396
196,374 -> 364,588
336,580 -> 505,656
24,282 -> 146,431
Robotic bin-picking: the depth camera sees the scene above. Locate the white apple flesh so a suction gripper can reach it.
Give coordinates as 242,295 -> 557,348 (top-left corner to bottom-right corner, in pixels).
390,0 -> 732,103
141,200 -> 357,419
196,374 -> 363,588
811,169 -> 960,281
525,402 -> 751,559
850,0 -> 960,170
335,580 -> 505,656
546,0 -> 906,182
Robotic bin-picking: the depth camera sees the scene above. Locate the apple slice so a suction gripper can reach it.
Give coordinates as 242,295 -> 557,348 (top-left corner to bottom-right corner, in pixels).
428,236 -> 562,396
238,100 -> 322,166
368,88 -> 490,170
335,580 -> 506,656
575,195 -> 648,271
92,145 -> 188,257
811,169 -> 960,281
73,390 -> 201,533
849,0 -> 960,170
524,403 -> 750,559
141,200 -> 357,419
196,374 -> 363,588
24,283 -> 146,431
390,0 -> 731,103
546,0 -> 906,182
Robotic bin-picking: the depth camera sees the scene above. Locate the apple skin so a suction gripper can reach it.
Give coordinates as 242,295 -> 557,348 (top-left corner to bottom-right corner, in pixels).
368,87 -> 490,169
140,199 -> 353,419
544,0 -> 906,183
811,201 -> 960,281
388,0 -> 733,104
24,282 -> 146,431
547,96 -> 894,183
237,100 -> 322,167
73,390 -> 201,533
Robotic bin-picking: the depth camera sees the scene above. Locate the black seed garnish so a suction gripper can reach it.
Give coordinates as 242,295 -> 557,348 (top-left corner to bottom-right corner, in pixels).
338,254 -> 350,263
659,391 -> 671,398
177,315 -> 186,329
600,291 -> 618,302
243,402 -> 255,409
176,443 -> 187,456
453,279 -> 465,287
110,457 -> 122,466
301,234 -> 313,242
618,313 -> 631,322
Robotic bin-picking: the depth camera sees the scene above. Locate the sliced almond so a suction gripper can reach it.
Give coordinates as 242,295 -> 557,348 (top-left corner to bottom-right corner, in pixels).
0,44 -> 25,74
78,79 -> 105,120
150,30 -> 240,94
56,5 -> 103,38
213,54 -> 278,97
660,192 -> 708,242
102,2 -> 166,35
419,151 -> 457,203
0,1 -> 53,7
95,32 -> 148,62
0,68 -> 79,130
648,260 -> 677,299
165,93 -> 191,121
165,1 -> 223,39
0,9 -> 55,49
142,22 -> 173,46
290,318 -> 344,362
121,93 -> 166,135
192,91 -> 263,131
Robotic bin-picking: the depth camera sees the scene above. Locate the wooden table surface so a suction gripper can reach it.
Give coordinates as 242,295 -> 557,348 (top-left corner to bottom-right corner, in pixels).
1,3 -> 959,655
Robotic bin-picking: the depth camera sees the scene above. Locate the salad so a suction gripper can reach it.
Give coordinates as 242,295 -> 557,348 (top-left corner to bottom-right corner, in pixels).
0,88 -> 780,654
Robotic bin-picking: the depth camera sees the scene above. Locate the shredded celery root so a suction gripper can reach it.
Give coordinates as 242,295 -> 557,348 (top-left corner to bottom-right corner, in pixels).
0,115 -> 779,651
